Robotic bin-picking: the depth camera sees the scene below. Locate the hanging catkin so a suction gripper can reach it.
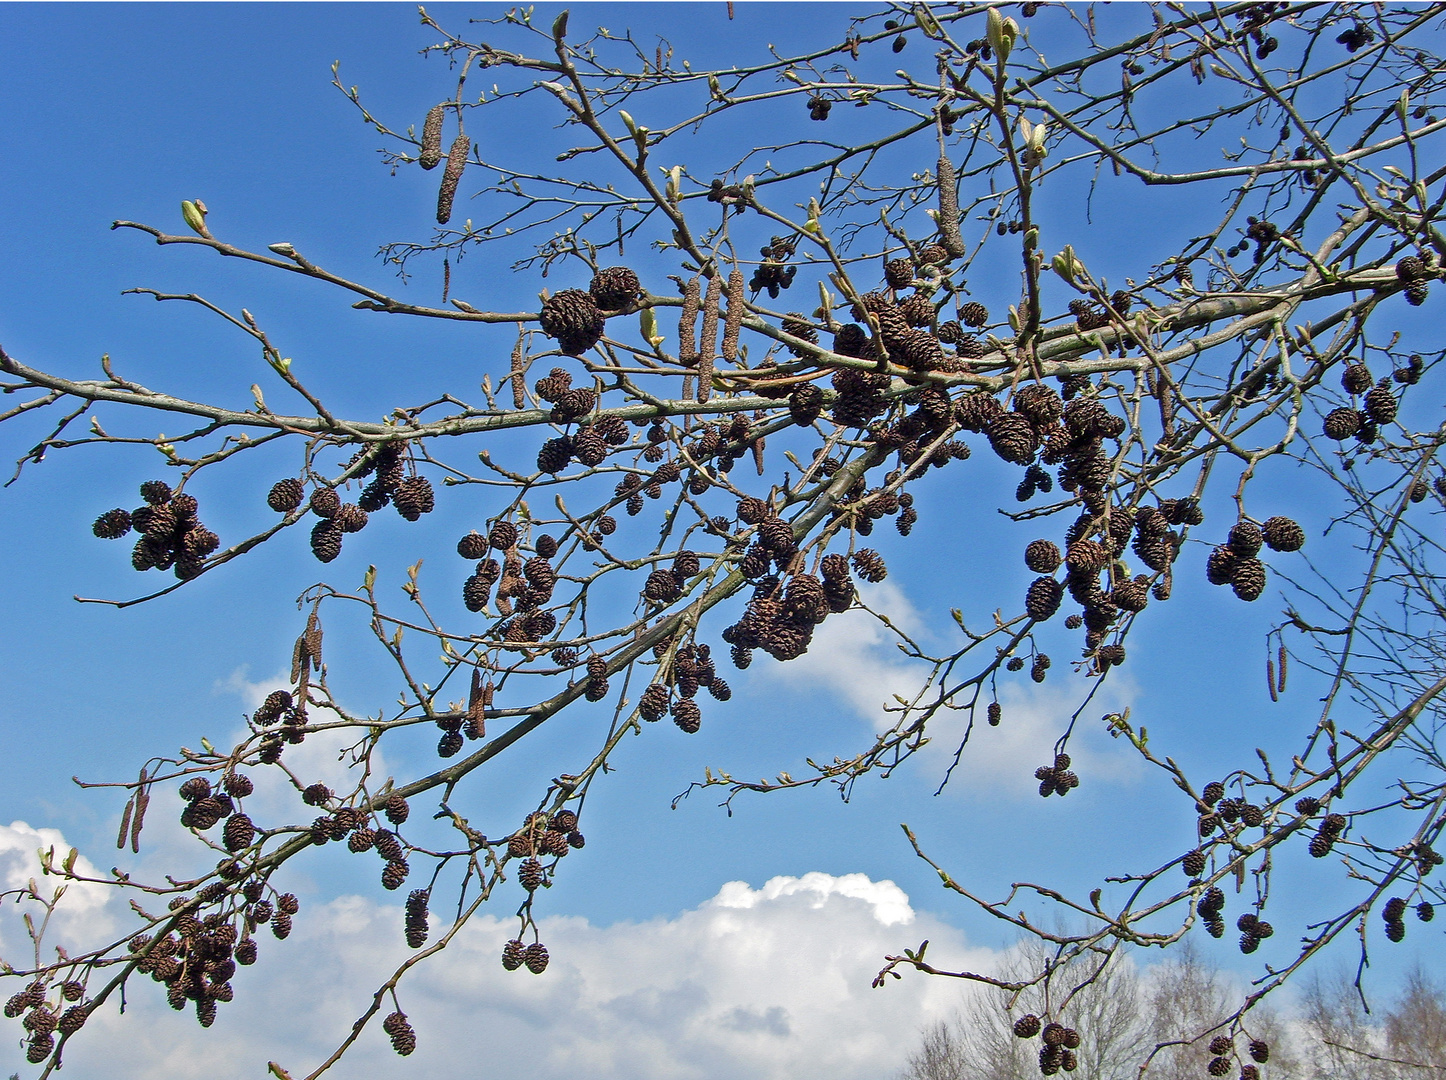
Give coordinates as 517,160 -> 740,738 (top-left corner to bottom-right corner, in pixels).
510,326 -> 527,408
936,154 -> 965,257
419,104 -> 446,170
696,274 -> 722,402
437,133 -> 470,225
710,270 -> 744,403
678,277 -> 700,365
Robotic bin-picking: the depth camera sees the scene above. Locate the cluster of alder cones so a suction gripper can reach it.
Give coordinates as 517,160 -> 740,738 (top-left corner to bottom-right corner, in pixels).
110,869 -> 299,1031
1011,1014 -> 1083,1076
4,979 -> 89,1064
1203,1035 -> 1271,1080
92,480 -> 220,580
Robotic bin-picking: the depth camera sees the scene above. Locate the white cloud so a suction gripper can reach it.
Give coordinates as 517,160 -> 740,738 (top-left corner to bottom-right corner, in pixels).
54,871 -> 999,1080
0,821 -> 116,962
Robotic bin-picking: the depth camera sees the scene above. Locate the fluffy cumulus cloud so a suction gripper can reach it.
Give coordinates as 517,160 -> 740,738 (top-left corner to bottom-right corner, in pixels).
51,868 -> 997,1080
0,821 -> 116,959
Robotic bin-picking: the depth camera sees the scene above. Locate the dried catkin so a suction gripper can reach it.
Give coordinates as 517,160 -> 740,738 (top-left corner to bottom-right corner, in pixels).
678,277 -> 700,366
697,274 -> 722,377
936,155 -> 965,257
437,133 -> 470,225
510,326 -> 527,409
1277,643 -> 1287,693
721,269 -> 745,364
420,104 -> 445,170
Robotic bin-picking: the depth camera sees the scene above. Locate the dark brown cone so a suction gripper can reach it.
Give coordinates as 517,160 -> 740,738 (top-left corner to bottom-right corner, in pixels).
93,508 -> 133,538
1323,407 -> 1363,440
223,813 -> 255,852
384,1010 -> 417,1056
1261,516 -> 1304,551
502,939 -> 526,970
1205,545 -> 1237,586
458,532 -> 490,559
986,412 -> 1039,465
589,267 -> 640,310
1230,558 -> 1266,601
265,479 -> 304,516
884,257 -> 914,289
524,942 -> 550,974
1014,1014 -> 1042,1038
1183,849 -> 1206,876
899,293 -> 935,327
959,301 -> 989,328
518,858 -> 545,892
310,520 -> 343,563
789,384 -> 824,426
852,549 -> 887,583
382,858 -> 410,890
1249,1040 -> 1269,1064
393,475 -> 435,521
1342,363 -> 1373,394
672,697 -> 702,733
1024,539 -> 1062,574
540,290 -> 605,356
1025,577 -> 1064,621
1364,381 -> 1398,425
1228,521 -> 1263,556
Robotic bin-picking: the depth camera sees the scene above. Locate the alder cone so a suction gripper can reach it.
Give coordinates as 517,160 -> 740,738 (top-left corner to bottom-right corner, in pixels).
986,412 -> 1039,465
1025,577 -> 1064,621
1249,1040 -> 1270,1064
540,289 -> 605,356
959,300 -> 989,328
899,292 -> 934,327
1205,545 -> 1237,586
789,384 -> 824,426
393,475 -> 435,521
501,939 -> 526,971
1228,521 -> 1263,556
1323,406 -> 1362,440
1364,381 -> 1398,424
1262,516 -> 1305,552
1024,539 -> 1061,574
852,549 -> 887,583
458,532 -> 489,560
383,1010 -> 417,1056
1341,363 -> 1373,394
1230,557 -> 1267,601
884,257 -> 914,289
222,813 -> 255,853
893,328 -> 945,370
92,508 -> 133,538
1014,1014 -> 1042,1038
523,942 -> 550,974
1065,539 -> 1107,574
671,697 -> 702,733
1183,848 -> 1207,876
589,266 -> 640,310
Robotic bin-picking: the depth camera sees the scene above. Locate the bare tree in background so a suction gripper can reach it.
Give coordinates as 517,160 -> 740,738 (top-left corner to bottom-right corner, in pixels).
1,1 -> 1445,1077
1301,968 -> 1446,1080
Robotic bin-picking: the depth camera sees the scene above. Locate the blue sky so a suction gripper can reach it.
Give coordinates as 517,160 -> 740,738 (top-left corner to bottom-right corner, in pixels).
0,4 -> 1439,1078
